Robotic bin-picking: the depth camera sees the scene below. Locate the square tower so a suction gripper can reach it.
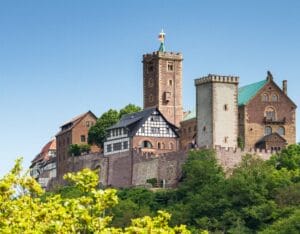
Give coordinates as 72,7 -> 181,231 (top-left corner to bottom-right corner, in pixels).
142,51 -> 183,127
195,75 -> 239,148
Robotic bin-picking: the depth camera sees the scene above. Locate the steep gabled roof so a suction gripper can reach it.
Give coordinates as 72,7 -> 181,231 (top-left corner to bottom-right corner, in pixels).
31,138 -> 56,164
107,107 -> 179,137
56,110 -> 97,136
238,79 -> 267,106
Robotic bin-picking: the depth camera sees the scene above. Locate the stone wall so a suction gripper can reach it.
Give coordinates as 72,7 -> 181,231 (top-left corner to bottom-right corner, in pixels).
56,146 -> 275,190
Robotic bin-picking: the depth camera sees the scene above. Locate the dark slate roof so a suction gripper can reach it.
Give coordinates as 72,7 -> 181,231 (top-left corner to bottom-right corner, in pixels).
238,79 -> 267,106
107,107 -> 156,130
107,107 -> 179,137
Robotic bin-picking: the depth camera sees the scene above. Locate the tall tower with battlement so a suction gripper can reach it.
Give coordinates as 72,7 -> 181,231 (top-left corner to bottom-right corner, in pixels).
142,31 -> 183,127
195,74 -> 239,148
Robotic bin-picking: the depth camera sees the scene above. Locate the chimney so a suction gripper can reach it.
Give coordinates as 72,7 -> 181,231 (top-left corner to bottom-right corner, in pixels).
282,80 -> 287,95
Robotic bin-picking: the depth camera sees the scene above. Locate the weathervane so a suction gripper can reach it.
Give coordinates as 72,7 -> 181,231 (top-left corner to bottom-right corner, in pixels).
158,29 -> 166,52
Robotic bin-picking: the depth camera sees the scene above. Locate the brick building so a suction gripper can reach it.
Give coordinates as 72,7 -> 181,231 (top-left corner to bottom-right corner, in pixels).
104,107 -> 179,156
179,72 -> 296,151
56,111 -> 99,179
238,72 -> 296,150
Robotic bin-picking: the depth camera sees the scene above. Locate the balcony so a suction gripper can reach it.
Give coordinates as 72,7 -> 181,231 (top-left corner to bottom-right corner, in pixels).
263,117 -> 286,125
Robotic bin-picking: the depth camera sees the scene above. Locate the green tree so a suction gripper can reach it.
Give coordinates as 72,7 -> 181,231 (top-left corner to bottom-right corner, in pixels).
269,143 -> 300,170
0,158 -> 191,233
88,104 -> 141,148
88,109 -> 119,147
119,104 -> 141,118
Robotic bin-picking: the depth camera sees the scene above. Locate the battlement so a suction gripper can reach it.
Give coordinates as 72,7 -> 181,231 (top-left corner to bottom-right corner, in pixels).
143,51 -> 183,61
195,74 -> 239,85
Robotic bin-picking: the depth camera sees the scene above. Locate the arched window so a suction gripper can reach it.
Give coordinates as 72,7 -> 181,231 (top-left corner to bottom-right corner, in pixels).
265,107 -> 276,121
169,142 -> 174,150
161,143 -> 165,149
278,126 -> 285,136
262,93 -> 269,102
157,142 -> 161,149
272,94 -> 279,102
265,126 -> 272,136
143,141 -> 152,148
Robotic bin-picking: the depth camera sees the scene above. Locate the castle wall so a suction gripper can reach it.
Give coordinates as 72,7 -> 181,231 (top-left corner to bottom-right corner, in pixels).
61,146 -> 275,190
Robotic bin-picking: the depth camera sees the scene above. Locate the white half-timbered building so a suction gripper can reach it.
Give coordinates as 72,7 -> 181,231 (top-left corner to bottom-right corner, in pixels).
104,107 -> 179,155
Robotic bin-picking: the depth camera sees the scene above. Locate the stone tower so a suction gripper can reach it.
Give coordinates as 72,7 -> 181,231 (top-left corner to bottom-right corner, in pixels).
142,31 -> 183,127
195,75 -> 239,148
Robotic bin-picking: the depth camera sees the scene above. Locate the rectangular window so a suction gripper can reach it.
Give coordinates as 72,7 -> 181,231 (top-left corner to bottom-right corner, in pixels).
81,135 -> 86,142
113,142 -> 122,151
107,144 -> 112,152
86,121 -> 90,127
167,62 -> 174,71
123,141 -> 128,149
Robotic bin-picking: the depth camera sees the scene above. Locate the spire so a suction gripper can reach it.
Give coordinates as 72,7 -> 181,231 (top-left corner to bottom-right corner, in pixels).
158,29 -> 166,52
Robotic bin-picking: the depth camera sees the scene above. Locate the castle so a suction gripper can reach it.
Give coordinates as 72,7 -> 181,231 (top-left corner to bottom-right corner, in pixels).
31,31 -> 297,189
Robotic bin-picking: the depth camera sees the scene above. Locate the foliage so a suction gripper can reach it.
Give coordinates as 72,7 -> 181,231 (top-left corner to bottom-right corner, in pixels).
68,144 -> 91,156
0,159 -> 190,233
269,143 -> 300,170
237,136 -> 245,149
108,146 -> 300,233
119,104 -> 141,119
88,104 -> 141,147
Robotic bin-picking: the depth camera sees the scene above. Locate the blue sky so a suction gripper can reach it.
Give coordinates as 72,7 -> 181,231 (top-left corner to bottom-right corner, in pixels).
0,0 -> 299,177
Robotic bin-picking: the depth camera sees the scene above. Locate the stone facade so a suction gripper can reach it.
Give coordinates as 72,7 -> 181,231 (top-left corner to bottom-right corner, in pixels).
56,111 -> 100,180
238,78 -> 296,150
143,51 -> 183,127
55,146 -> 276,190
195,75 -> 239,148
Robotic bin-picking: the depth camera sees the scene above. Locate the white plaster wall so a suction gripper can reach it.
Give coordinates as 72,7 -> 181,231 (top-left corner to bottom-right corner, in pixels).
213,83 -> 238,148
196,82 -> 213,147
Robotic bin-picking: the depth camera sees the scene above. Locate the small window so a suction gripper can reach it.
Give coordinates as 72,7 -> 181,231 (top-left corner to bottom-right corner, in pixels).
141,127 -> 145,133
265,126 -> 272,135
123,141 -> 128,150
262,94 -> 269,102
224,104 -> 228,111
167,62 -> 174,71
203,126 -> 206,132
147,63 -> 154,73
107,144 -> 112,152
272,94 -> 278,102
113,142 -> 122,151
169,80 -> 173,86
278,126 -> 285,136
149,94 -> 153,103
148,78 -> 154,87
166,127 -> 170,134
169,142 -> 174,150
224,136 -> 228,143
80,135 -> 86,142
158,142 -> 161,149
